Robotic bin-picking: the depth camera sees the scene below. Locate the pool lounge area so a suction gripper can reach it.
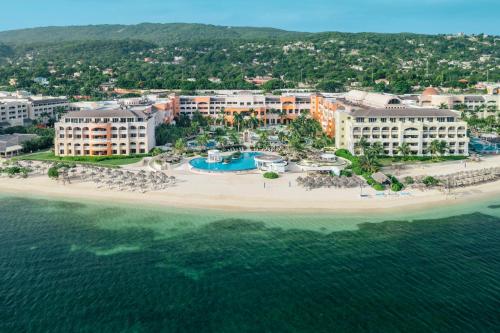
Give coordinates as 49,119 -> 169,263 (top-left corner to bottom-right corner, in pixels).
470,137 -> 499,155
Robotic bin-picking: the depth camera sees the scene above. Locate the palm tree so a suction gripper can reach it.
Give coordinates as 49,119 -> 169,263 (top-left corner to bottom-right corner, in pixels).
216,136 -> 228,148
368,142 -> 384,157
256,131 -> 271,150
248,114 -> 259,130
196,134 -> 209,150
396,142 -> 411,160
229,132 -> 240,145
233,112 -> 244,132
439,103 -> 448,109
277,131 -> 287,143
217,108 -> 226,126
429,140 -> 448,160
174,138 -> 186,154
355,137 -> 370,155
359,154 -> 379,173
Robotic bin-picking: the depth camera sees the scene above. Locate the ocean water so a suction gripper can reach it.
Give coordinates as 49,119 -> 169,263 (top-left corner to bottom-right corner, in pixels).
1,195 -> 500,332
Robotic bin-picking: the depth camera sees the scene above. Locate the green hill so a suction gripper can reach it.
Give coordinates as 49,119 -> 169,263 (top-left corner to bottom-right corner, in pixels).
0,23 -> 309,45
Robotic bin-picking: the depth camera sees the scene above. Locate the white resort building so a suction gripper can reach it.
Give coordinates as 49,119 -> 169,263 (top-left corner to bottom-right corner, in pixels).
55,109 -> 155,157
333,91 -> 469,156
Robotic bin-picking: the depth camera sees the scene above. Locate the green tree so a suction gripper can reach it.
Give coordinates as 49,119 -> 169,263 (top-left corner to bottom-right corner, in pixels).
429,140 -> 448,159
396,142 -> 411,160
174,138 -> 187,154
48,167 -> 59,179
233,112 -> 244,132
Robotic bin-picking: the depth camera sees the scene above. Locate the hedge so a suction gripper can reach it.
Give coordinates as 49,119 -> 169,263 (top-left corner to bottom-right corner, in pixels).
263,172 -> 279,179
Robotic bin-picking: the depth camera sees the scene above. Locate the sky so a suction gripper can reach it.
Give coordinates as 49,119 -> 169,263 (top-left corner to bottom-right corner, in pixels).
0,0 -> 498,35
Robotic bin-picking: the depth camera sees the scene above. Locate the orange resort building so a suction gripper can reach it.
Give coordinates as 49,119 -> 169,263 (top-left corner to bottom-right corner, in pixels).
170,93 -> 312,125
55,109 -> 155,157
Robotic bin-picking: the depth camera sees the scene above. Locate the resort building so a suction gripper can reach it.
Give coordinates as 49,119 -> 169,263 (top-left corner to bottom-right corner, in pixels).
0,133 -> 38,157
419,87 -> 499,118
333,90 -> 469,156
28,96 -> 68,120
170,92 -> 312,125
54,109 -> 155,157
0,93 -> 68,127
0,98 -> 30,127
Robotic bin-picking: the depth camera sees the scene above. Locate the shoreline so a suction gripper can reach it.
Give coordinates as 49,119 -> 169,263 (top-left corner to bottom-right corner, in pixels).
1,173 -> 499,215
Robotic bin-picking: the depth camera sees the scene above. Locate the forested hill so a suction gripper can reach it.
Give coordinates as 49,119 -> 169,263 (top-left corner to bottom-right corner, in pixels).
0,23 -> 498,97
0,23 -> 309,44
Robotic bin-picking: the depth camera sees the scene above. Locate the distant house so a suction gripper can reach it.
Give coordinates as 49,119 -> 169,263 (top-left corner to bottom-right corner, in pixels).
33,77 -> 49,86
0,133 -> 38,157
245,76 -> 273,86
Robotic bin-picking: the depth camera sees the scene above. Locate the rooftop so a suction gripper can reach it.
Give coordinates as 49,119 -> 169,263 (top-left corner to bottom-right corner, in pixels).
62,109 -> 148,119
348,107 -> 460,118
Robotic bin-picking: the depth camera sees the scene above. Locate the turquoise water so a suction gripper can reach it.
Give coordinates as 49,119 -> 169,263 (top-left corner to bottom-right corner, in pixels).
1,195 -> 500,332
470,137 -> 499,154
190,152 -> 262,172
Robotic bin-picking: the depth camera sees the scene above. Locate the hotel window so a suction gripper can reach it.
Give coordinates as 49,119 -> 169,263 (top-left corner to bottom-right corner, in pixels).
381,118 -> 387,123
355,117 -> 364,123
389,118 -> 396,123
369,118 -> 376,123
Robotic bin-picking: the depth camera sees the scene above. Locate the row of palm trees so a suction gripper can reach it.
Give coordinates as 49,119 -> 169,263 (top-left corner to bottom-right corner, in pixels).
355,137 -> 450,159
201,107 -> 291,132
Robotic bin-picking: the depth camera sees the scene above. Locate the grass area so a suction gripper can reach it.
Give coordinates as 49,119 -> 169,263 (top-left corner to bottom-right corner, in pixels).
14,151 -> 148,167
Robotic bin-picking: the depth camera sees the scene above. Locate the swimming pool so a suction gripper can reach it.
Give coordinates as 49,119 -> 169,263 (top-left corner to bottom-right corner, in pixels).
190,152 -> 262,172
470,137 -> 499,154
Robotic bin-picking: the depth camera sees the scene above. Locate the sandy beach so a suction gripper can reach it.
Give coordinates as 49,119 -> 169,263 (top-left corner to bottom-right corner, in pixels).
1,155 -> 499,213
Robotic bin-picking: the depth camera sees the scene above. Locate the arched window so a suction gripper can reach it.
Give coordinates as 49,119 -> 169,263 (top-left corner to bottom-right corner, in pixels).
388,98 -> 401,105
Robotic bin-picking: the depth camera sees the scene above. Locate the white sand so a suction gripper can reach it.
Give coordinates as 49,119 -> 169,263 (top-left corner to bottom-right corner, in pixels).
1,155 -> 499,213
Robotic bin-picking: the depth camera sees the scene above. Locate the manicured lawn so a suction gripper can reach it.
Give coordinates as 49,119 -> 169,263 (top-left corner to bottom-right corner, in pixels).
97,157 -> 145,166
15,151 -> 147,167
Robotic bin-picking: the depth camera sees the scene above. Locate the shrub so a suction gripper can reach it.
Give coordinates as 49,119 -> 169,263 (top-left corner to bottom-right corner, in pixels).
263,172 -> 279,179
352,164 -> 363,175
403,176 -> 414,185
48,167 -> 59,179
150,147 -> 164,156
3,166 -> 22,177
373,184 -> 385,191
340,169 -> 352,177
422,176 -> 439,187
391,182 -> 404,192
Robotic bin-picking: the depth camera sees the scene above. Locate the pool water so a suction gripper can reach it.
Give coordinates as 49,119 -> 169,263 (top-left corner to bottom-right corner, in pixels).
470,137 -> 499,154
190,152 -> 262,172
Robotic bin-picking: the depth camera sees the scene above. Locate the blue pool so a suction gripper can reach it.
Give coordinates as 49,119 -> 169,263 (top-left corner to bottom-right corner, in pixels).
470,137 -> 499,154
190,152 -> 262,172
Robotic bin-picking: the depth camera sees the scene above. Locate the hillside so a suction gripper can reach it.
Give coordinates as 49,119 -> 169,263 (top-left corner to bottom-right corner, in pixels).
0,23 -> 309,45
0,23 -> 498,97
